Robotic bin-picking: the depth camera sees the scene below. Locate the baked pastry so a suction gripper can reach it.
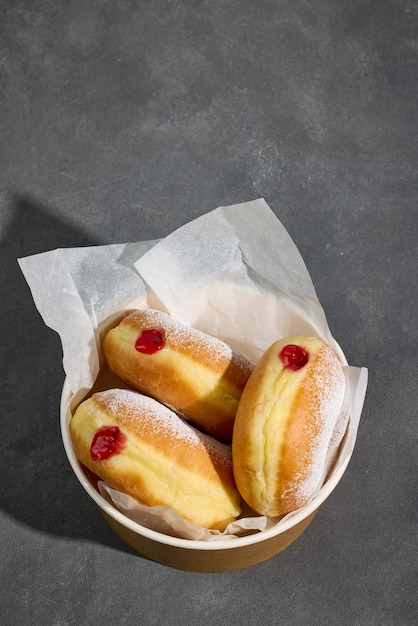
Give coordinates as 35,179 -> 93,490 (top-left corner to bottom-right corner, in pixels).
232,336 -> 346,517
102,309 -> 254,442
70,388 -> 241,530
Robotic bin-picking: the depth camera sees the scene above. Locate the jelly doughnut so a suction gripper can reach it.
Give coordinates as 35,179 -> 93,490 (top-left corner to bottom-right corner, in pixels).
102,309 -> 254,442
70,388 -> 241,531
232,336 -> 346,517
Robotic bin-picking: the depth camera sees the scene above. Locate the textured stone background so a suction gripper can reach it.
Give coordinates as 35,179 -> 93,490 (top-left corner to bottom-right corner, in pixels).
1,1 -> 417,624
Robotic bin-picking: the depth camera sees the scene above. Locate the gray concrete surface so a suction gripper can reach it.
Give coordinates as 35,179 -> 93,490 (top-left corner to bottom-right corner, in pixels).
1,1 -> 417,624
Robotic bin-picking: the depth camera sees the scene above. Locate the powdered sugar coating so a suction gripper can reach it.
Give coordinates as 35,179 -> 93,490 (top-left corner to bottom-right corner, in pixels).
95,388 -> 232,467
126,309 -> 253,374
281,346 -> 346,507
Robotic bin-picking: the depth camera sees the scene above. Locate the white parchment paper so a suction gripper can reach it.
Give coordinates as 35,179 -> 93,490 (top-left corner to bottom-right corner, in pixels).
18,198 -> 368,541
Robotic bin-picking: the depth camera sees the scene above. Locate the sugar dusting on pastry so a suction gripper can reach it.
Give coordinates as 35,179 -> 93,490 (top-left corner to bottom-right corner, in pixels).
96,388 -> 232,466
103,309 -> 254,442
70,387 -> 240,530
232,336 -> 347,517
280,351 -> 346,507
128,308 -> 252,371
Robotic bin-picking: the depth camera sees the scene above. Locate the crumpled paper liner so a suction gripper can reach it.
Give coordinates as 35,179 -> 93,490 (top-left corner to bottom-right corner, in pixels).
19,198 -> 368,541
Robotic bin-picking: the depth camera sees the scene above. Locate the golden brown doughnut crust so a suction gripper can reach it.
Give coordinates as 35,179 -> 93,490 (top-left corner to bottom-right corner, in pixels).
70,389 -> 241,531
232,336 -> 346,517
102,309 -> 254,442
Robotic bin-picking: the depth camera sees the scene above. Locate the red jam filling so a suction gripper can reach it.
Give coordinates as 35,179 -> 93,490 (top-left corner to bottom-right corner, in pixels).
134,327 -> 166,354
90,426 -> 126,461
279,344 -> 309,371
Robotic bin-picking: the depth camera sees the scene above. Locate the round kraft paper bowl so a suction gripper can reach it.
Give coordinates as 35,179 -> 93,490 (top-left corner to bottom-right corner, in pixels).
60,380 -> 353,573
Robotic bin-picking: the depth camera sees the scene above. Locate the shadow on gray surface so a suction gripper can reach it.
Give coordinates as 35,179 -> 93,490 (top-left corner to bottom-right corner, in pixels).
1,195 -> 138,555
